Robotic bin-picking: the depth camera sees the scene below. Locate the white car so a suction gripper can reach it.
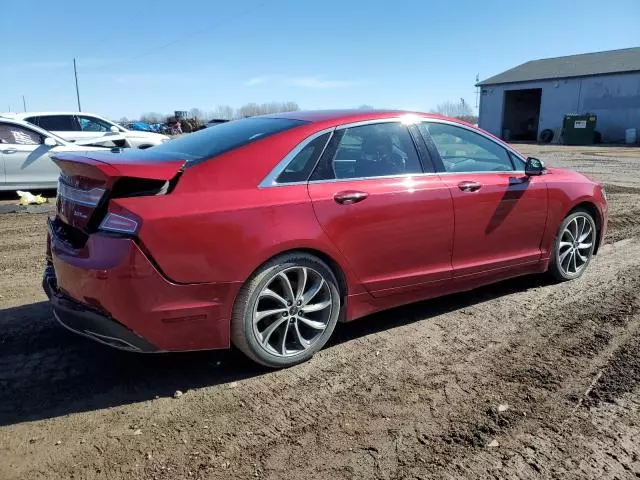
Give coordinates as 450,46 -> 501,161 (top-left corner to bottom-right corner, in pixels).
3,112 -> 170,149
0,117 -> 114,191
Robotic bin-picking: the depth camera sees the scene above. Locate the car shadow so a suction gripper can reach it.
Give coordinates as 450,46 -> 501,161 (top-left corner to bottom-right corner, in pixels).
485,179 -> 529,235
0,274 -> 551,427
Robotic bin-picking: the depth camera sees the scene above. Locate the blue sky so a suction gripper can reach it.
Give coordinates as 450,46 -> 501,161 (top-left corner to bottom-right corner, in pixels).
3,0 -> 639,119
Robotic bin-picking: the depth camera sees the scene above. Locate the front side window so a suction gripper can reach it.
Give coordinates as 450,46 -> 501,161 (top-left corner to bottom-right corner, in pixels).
0,122 -> 42,145
78,115 -> 113,132
33,115 -> 78,131
315,122 -> 423,180
422,122 -> 515,173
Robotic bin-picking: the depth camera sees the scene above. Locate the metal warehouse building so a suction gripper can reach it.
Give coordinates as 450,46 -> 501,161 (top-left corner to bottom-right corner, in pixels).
477,47 -> 640,143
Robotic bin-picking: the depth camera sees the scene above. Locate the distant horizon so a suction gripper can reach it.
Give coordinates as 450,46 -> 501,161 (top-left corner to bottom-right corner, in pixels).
3,0 -> 638,119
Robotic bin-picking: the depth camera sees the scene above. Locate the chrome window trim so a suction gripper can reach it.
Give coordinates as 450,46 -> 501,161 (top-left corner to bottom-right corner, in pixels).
306,170 -> 525,184
308,172 -> 426,184
258,127 -> 335,188
333,117 -> 410,130
259,116 -> 528,187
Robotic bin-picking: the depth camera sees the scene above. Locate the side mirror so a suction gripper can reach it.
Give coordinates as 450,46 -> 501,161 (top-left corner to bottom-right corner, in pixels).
43,137 -> 58,147
110,125 -> 120,133
525,157 -> 546,176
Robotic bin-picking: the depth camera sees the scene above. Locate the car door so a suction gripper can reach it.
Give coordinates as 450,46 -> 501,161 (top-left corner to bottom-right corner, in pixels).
307,120 -> 455,296
28,115 -> 80,143
420,121 -> 548,278
0,122 -> 60,188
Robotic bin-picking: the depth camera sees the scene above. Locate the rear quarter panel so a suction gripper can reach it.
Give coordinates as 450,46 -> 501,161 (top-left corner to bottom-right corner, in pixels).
117,187 -> 364,293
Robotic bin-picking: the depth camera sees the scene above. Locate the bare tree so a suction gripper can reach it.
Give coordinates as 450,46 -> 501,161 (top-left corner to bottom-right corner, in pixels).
189,108 -> 204,120
237,101 -> 300,118
118,116 -> 129,124
358,104 -> 374,109
431,99 -> 473,118
140,112 -> 164,123
238,103 -> 263,118
278,101 -> 300,113
209,105 -> 234,120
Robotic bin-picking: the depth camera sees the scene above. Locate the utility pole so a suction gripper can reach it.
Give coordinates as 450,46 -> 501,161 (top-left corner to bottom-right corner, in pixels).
73,58 -> 82,112
22,95 -> 26,112
475,73 -> 480,110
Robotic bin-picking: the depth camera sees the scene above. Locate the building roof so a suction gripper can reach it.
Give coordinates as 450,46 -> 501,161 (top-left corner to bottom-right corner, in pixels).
478,47 -> 640,86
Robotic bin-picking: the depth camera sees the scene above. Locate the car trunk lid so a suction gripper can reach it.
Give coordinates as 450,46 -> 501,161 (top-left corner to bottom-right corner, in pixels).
52,150 -> 185,231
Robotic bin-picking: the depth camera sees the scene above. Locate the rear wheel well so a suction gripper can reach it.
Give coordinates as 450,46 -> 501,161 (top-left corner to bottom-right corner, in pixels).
290,249 -> 347,301
569,201 -> 602,254
257,248 -> 348,301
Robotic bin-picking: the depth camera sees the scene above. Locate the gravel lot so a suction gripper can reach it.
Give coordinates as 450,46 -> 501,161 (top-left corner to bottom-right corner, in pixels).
1,144 -> 639,480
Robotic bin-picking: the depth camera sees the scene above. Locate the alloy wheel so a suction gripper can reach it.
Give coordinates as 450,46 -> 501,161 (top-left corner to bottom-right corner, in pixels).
557,214 -> 594,276
252,266 -> 334,357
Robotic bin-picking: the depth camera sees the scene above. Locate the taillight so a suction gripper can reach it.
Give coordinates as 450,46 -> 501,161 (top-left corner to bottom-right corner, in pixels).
57,180 -> 105,206
99,212 -> 140,235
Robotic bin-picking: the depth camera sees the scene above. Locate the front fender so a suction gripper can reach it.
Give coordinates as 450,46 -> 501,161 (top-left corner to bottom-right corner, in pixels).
540,173 -> 606,258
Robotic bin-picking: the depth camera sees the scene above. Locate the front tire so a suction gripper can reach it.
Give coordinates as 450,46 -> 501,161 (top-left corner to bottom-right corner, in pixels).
549,209 -> 596,281
231,253 -> 341,368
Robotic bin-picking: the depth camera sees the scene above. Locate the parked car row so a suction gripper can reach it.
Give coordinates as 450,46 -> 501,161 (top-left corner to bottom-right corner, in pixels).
3,112 -> 170,149
0,112 -> 171,190
0,117 -> 116,191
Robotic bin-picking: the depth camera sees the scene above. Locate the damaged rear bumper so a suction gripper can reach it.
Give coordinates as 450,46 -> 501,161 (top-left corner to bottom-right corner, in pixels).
43,265 -> 160,353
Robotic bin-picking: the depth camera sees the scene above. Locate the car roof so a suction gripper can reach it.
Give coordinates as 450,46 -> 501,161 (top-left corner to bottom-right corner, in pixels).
263,109 -> 466,126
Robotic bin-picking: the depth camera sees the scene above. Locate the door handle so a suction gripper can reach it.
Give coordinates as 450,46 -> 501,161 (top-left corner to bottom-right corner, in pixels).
334,190 -> 369,205
458,181 -> 481,192
2,149 -> 17,154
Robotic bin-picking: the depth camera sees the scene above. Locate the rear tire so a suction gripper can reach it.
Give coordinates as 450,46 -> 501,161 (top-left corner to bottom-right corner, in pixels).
231,253 -> 341,368
548,209 -> 596,281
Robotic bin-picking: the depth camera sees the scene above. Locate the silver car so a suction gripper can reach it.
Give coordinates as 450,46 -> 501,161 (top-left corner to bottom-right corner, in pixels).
0,117 -> 115,191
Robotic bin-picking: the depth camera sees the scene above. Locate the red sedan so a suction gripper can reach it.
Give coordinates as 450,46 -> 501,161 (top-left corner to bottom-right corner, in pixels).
44,110 -> 608,367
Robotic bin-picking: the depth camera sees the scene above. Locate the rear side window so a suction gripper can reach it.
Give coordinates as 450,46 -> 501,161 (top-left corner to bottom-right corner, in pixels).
313,122 -> 423,180
0,122 -> 43,145
276,132 -> 331,183
33,115 -> 77,131
147,117 -> 307,164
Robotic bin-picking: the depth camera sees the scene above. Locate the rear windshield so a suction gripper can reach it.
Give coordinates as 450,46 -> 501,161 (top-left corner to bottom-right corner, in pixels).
148,117 -> 306,163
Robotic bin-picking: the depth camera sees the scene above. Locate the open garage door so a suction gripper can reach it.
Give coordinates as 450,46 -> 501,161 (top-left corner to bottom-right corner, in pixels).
502,88 -> 542,141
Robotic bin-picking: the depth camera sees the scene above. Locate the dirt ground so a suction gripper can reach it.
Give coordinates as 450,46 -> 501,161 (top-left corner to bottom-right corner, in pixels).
1,144 -> 640,480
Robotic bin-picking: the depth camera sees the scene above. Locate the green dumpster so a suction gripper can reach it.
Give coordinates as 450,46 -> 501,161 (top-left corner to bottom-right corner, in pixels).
562,114 -> 597,145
